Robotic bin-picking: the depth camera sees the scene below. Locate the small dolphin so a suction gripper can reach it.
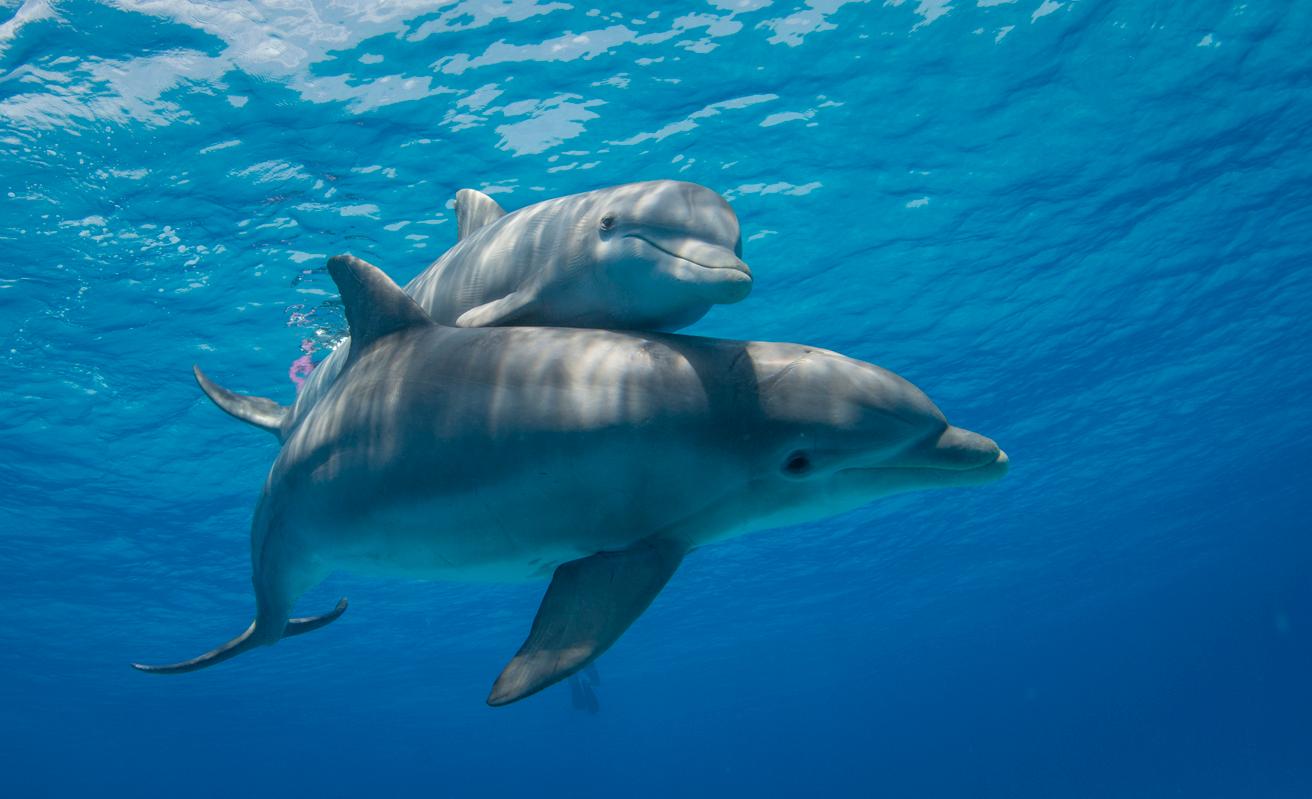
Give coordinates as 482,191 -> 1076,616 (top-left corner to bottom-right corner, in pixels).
426,180 -> 750,330
136,256 -> 1007,706
202,180 -> 751,440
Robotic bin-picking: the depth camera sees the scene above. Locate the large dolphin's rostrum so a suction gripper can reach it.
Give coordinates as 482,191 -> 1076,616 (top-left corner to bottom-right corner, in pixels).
136,255 -> 1007,706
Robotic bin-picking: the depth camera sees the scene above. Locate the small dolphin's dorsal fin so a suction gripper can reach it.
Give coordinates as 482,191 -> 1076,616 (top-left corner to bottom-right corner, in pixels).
487,538 -> 686,707
326,254 -> 434,355
193,365 -> 288,440
455,188 -> 506,241
454,290 -> 537,328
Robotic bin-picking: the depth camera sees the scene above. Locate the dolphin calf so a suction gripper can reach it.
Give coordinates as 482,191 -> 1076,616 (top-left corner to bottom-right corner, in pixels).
202,180 -> 750,441
136,255 -> 1007,706
423,180 -> 750,330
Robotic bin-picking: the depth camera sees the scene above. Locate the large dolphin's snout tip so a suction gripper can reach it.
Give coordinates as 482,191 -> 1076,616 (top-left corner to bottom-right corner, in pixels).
983,447 -> 1009,482
888,426 -> 1007,485
931,425 -> 1003,470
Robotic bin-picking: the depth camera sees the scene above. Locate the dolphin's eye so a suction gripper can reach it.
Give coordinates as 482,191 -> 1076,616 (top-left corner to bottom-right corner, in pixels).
599,215 -> 616,231
782,451 -> 812,476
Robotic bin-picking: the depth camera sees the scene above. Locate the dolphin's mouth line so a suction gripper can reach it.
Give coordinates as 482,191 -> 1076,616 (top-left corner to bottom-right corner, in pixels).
628,234 -> 749,274
842,449 -> 1009,475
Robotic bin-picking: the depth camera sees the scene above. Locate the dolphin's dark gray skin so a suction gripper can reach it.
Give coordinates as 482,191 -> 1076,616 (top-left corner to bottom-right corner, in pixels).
136,256 -> 1007,706
201,181 -> 750,440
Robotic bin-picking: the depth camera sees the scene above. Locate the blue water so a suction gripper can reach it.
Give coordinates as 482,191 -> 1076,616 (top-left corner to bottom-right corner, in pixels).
3,1 -> 1310,796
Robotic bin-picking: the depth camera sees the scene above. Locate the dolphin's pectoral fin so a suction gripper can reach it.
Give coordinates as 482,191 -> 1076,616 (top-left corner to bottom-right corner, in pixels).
569,674 -> 601,714
193,366 -> 288,439
454,291 -> 537,328
569,661 -> 602,714
455,188 -> 507,240
131,598 -> 348,675
487,539 -> 686,707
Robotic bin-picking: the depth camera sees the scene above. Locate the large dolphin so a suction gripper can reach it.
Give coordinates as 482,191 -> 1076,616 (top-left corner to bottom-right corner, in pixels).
200,180 -> 750,440
136,256 -> 1007,706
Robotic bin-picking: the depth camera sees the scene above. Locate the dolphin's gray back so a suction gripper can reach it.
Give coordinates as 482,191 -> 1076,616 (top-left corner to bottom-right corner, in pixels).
290,327 -> 735,466
287,193 -> 596,434
288,182 -> 742,436
406,194 -> 585,325
270,326 -> 769,565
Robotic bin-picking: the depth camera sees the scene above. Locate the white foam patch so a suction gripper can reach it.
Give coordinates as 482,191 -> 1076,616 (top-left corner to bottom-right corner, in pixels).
339,204 -> 381,218
725,181 -> 823,200
760,110 -> 815,127
1031,0 -> 1062,22
435,25 -> 637,76
0,49 -> 224,129
199,139 -> 241,154
760,0 -> 870,47
494,95 -> 604,156
0,0 -> 57,58
232,159 -> 310,185
609,94 -> 777,146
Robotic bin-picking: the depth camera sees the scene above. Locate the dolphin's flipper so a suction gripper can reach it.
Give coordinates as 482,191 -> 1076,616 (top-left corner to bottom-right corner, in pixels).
487,539 -> 686,706
193,365 -> 288,439
454,291 -> 536,328
569,674 -> 601,714
131,598 -> 348,674
455,188 -> 506,241
568,662 -> 603,714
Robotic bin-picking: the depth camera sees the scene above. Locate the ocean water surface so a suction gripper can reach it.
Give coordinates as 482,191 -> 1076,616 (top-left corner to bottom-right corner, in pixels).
2,1 -> 1310,796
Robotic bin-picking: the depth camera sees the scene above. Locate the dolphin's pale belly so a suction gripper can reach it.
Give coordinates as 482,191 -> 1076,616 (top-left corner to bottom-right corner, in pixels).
317,493 -> 620,582
324,510 -> 597,583
295,441 -> 734,584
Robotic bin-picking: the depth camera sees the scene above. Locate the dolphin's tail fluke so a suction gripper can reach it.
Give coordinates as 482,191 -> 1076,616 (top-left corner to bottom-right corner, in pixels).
131,598 -> 348,675
283,598 -> 350,638
193,365 -> 288,440
131,620 -> 261,674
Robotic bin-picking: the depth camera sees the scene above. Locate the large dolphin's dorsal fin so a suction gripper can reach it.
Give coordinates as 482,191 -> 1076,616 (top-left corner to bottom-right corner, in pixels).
455,188 -> 506,241
487,538 -> 686,706
326,254 -> 435,355
193,365 -> 288,440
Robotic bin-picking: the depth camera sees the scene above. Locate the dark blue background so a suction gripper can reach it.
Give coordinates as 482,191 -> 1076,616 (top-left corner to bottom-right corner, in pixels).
2,1 -> 1309,796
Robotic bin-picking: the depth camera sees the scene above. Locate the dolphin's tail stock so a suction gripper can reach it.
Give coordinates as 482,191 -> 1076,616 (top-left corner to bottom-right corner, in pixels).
131,598 -> 348,674
193,365 -> 289,440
